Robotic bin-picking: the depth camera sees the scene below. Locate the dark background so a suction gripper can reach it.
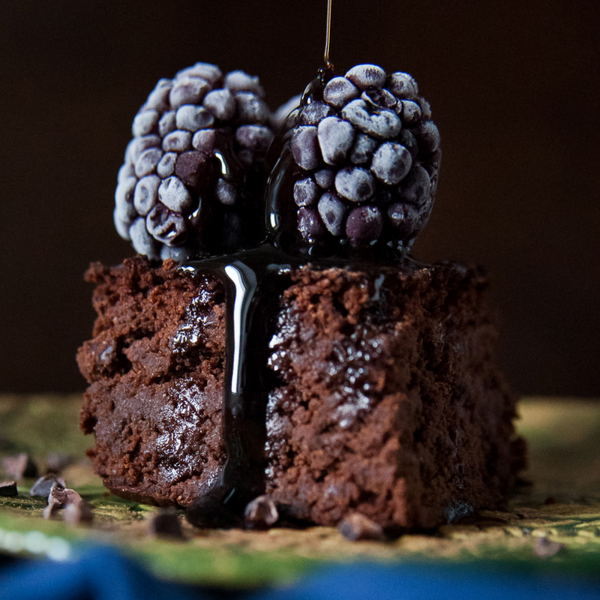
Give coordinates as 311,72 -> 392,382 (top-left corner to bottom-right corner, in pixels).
0,0 -> 598,396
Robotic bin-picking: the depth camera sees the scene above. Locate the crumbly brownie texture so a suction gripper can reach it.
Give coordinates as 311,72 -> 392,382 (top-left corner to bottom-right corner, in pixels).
78,257 -> 525,527
266,265 -> 525,529
77,258 -> 227,506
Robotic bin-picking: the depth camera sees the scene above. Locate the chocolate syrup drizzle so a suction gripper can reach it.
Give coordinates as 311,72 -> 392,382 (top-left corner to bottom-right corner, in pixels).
182,245 -> 298,525
183,73 -> 410,527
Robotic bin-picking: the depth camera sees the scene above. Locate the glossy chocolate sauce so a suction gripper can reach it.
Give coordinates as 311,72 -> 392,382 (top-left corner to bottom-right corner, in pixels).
183,73 -> 411,527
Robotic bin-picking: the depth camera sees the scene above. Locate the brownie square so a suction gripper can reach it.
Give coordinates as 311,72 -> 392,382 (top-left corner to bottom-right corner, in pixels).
77,257 -> 525,528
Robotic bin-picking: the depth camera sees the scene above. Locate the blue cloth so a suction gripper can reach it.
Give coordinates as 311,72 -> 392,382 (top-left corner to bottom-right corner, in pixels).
1,546 -> 599,600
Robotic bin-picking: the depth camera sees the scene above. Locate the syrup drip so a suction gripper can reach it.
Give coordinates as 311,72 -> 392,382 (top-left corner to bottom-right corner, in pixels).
184,0 -> 408,525
182,245 -> 298,525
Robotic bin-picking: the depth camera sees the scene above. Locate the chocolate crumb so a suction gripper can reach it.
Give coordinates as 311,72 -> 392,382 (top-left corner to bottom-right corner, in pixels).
338,513 -> 385,542
534,536 -> 564,558
148,510 -> 184,539
544,496 -> 557,505
63,501 -> 94,526
2,454 -> 38,480
30,474 -> 66,499
244,495 -> 279,530
0,481 -> 18,497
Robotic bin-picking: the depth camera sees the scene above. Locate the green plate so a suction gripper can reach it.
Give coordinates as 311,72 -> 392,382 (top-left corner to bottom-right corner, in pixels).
1,395 -> 600,587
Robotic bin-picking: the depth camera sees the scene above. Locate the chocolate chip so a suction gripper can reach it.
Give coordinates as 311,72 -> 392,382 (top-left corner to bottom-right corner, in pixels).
338,513 -> 385,541
244,495 -> 279,530
534,537 -> 564,558
30,474 -> 65,499
48,485 -> 82,508
43,485 -> 83,520
0,481 -> 18,497
2,454 -> 38,480
148,510 -> 185,539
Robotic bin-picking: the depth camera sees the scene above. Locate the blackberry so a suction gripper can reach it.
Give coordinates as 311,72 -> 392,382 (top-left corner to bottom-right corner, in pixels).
114,62 -> 276,261
266,64 -> 441,257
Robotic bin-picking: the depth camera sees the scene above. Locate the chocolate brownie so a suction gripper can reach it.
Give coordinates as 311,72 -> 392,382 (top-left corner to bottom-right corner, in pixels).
77,256 -> 525,528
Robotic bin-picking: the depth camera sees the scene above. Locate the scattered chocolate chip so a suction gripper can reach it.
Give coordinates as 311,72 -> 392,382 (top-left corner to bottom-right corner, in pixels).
0,481 -> 18,497
244,495 -> 279,530
48,485 -> 82,508
148,510 -> 185,539
63,501 -> 94,526
30,474 -> 66,499
2,453 -> 38,480
338,513 -> 385,541
43,485 -> 83,520
534,536 -> 564,558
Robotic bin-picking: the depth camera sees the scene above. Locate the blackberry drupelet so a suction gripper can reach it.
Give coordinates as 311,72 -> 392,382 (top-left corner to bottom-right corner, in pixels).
114,63 -> 276,261
267,64 -> 441,257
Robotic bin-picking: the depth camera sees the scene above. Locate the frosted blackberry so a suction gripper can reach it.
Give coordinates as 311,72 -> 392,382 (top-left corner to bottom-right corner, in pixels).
114,62 -> 277,260
266,64 -> 441,256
